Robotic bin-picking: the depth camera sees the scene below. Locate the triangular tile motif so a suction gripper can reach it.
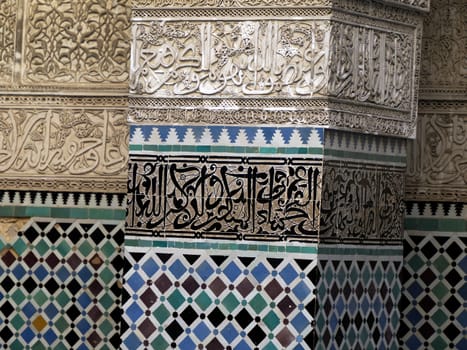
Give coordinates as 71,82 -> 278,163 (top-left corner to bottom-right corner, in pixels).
121,244 -> 318,350
314,250 -> 402,350
0,218 -> 124,350
399,232 -> 467,350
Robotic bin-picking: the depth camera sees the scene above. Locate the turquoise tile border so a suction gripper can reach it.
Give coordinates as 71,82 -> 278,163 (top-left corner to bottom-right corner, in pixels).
323,148 -> 406,165
404,217 -> 467,232
125,238 -> 318,254
317,244 -> 403,257
0,205 -> 125,220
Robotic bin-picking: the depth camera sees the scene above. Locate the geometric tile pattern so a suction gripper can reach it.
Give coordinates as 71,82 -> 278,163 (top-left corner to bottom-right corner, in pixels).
0,219 -> 124,350
122,242 -> 319,350
399,231 -> 467,350
315,246 -> 403,350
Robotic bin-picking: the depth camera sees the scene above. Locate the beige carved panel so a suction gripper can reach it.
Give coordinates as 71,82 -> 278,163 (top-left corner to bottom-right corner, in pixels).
0,0 -> 16,83
406,110 -> 467,201
132,0 -> 429,11
419,0 -> 467,93
0,100 -> 128,192
23,0 -> 130,86
129,8 -> 421,137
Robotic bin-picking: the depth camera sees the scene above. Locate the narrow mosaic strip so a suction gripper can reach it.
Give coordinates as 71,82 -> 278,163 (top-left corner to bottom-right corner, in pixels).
127,155 -> 321,240
0,219 -> 124,350
315,245 -> 403,350
122,243 -> 319,350
324,129 -> 407,157
130,125 -> 324,148
399,232 -> 467,350
0,191 -> 126,209
0,191 -> 126,219
405,202 -> 467,232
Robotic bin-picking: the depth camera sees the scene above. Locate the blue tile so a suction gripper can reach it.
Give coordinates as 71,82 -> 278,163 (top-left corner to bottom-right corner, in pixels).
170,259 -> 187,279
127,272 -> 145,292
142,257 -> 159,276
279,263 -> 298,284
251,263 -> 269,283
224,261 -> 242,282
196,261 -> 215,280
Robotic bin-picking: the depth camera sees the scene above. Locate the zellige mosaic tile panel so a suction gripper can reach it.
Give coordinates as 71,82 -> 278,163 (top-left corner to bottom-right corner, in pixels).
122,240 -> 319,350
0,219 -> 124,350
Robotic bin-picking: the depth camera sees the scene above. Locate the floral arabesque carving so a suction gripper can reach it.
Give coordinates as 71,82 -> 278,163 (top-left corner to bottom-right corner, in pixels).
0,108 -> 128,177
24,0 -> 130,84
420,0 -> 467,88
0,0 -> 16,82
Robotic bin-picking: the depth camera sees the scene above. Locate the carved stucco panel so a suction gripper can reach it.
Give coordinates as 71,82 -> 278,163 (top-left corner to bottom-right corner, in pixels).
420,0 -> 467,89
406,113 -> 467,201
130,18 -> 413,111
0,108 -> 128,178
23,0 -> 131,85
0,0 -> 16,83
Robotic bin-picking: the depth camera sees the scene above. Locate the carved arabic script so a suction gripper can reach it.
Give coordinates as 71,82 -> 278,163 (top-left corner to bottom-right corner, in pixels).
131,20 -> 330,97
127,156 -> 321,237
0,109 -> 128,176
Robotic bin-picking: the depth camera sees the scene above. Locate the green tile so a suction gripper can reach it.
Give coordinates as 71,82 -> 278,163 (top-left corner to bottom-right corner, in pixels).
56,240 -> 71,257
50,207 -> 70,218
249,294 -> 267,313
153,304 -> 170,324
78,241 -> 93,257
101,241 -> 115,257
13,206 -> 27,217
70,208 -> 89,219
222,292 -> 240,313
100,267 -> 114,284
99,319 -> 114,335
167,289 -> 185,310
152,335 -> 169,349
34,290 -> 48,306
10,314 -> 25,330
129,144 -> 143,151
55,316 -> 69,332
35,239 -> 50,256
263,310 -> 280,331
25,206 -> 51,217
12,239 -> 28,255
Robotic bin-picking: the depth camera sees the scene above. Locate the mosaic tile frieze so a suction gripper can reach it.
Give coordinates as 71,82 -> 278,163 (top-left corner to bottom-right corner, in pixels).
127,155 -> 322,240
0,218 -> 124,349
323,129 -> 407,166
0,190 -> 126,220
315,246 -> 403,350
0,107 -> 129,192
320,162 -> 404,242
130,125 -> 324,152
399,231 -> 467,350
122,240 -> 319,350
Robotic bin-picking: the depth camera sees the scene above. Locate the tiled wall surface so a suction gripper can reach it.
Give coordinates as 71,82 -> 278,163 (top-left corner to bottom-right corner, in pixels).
0,218 -> 124,350
315,245 -> 403,350
122,239 -> 319,350
399,202 -> 467,350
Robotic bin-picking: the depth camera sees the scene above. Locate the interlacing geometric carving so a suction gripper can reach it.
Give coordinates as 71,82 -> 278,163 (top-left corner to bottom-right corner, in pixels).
24,0 -> 130,84
0,0 -> 16,82
0,108 -> 128,177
